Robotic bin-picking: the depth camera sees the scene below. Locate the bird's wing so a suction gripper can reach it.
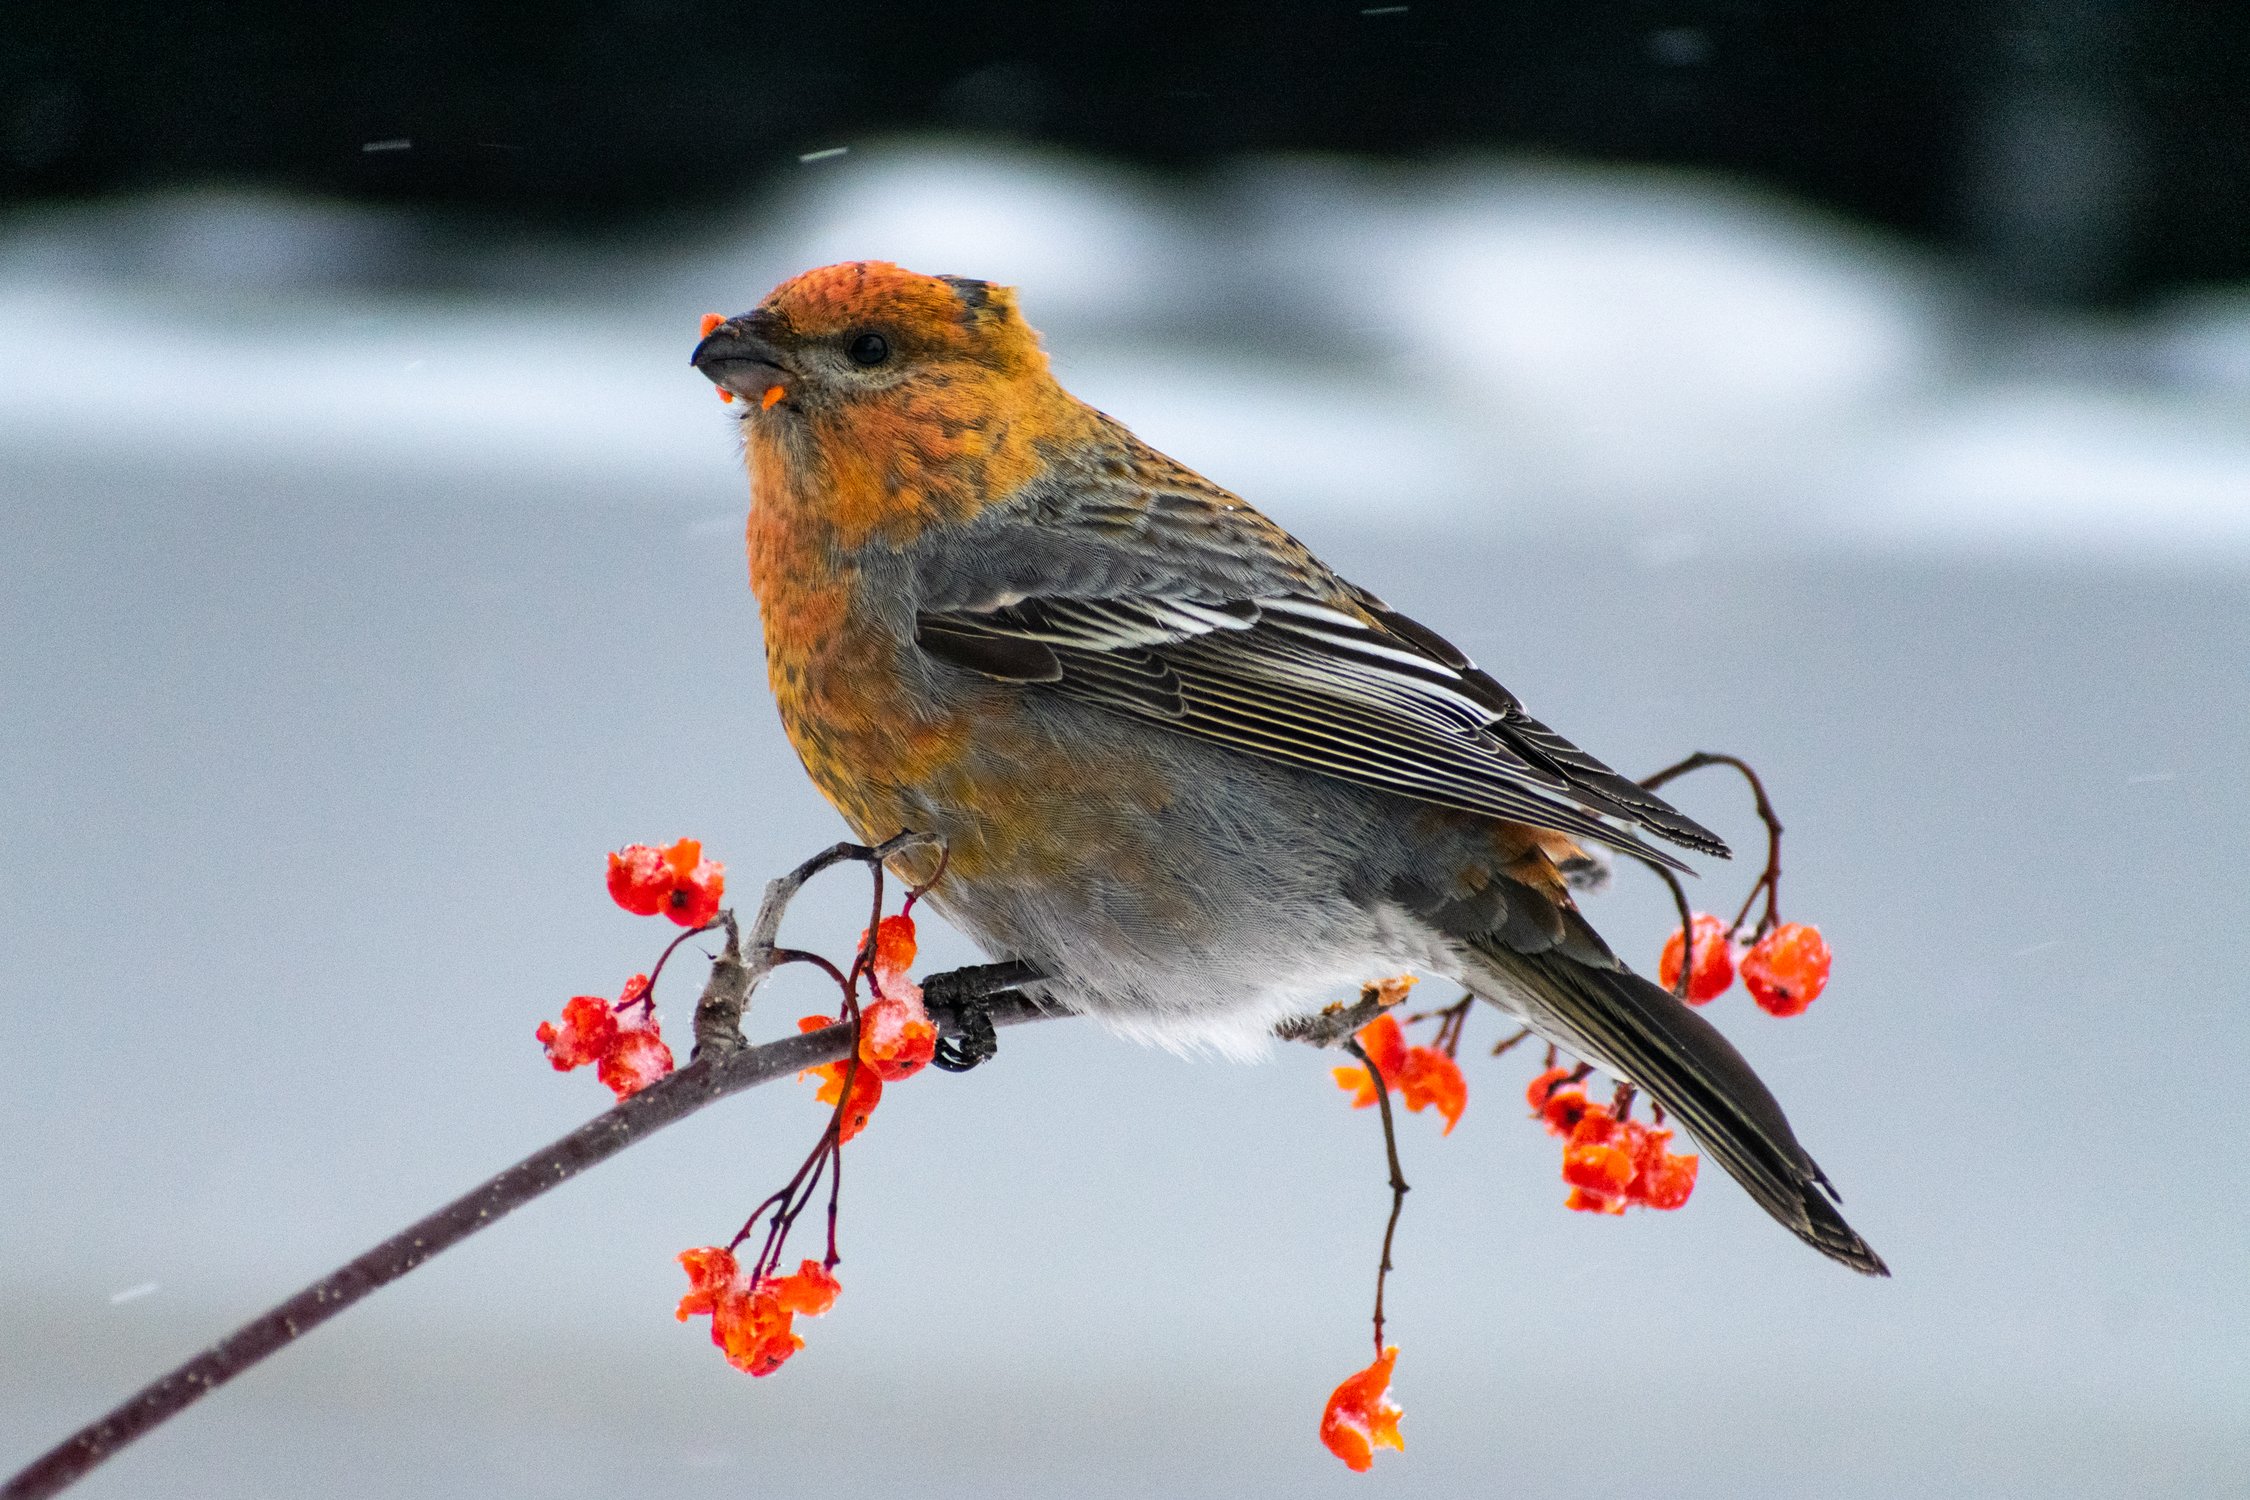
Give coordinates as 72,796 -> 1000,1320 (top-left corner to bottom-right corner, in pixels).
913,585 -> 1727,870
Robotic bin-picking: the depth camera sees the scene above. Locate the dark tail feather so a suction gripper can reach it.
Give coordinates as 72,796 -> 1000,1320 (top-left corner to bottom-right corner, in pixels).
1464,936 -> 1889,1278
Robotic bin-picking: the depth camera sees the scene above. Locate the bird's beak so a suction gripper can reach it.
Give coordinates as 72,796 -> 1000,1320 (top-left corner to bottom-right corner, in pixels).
692,313 -> 794,406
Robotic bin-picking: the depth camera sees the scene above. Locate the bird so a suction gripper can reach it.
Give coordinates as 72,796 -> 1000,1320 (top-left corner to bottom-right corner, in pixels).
691,260 -> 1885,1277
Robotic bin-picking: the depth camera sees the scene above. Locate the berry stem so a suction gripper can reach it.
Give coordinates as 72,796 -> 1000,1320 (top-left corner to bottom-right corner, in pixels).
630,915 -> 726,1016
7,972 -> 1048,1500
1489,1024 -> 1534,1059
1342,1035 -> 1411,1358
1404,994 -> 1475,1058
1650,864 -> 1697,1001
1638,751 -> 1787,940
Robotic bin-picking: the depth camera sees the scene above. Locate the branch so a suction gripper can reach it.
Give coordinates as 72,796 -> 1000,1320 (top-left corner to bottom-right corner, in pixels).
1638,750 -> 1787,939
1273,983 -> 1398,1048
1,840 -> 1047,1500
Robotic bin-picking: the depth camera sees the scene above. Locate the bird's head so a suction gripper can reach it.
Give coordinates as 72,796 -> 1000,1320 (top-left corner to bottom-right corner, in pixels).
691,260 -> 1047,420
693,261 -> 1092,542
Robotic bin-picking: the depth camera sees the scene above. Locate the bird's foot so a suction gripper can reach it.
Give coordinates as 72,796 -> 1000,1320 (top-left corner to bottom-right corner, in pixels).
923,959 -> 1041,1073
931,1005 -> 998,1072
1274,981 -> 1405,1049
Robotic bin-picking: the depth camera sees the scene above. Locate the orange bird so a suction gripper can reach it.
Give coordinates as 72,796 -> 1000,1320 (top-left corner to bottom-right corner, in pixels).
692,261 -> 1883,1276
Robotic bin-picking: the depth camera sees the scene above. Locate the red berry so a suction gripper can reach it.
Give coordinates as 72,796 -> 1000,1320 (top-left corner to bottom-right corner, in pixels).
1562,1139 -> 1634,1196
1739,923 -> 1832,1017
606,844 -> 672,916
1657,913 -> 1735,1003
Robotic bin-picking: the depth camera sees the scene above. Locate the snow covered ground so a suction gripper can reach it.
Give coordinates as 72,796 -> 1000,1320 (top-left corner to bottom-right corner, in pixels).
4,145 -> 2247,1498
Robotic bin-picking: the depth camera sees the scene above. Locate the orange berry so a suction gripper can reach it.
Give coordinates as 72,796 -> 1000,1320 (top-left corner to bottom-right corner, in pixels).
858,995 -> 936,1081
870,912 -> 918,978
1562,1138 -> 1634,1195
1658,913 -> 1735,1003
1319,1346 -> 1404,1472
535,995 -> 619,1071
1525,1064 -> 1590,1136
1395,1047 -> 1468,1134
606,844 -> 672,916
771,1259 -> 841,1317
809,1058 -> 881,1141
1352,1013 -> 1409,1086
1739,922 -> 1832,1017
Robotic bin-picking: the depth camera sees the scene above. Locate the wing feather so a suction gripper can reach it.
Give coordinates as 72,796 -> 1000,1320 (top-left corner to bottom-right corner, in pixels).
915,592 -> 1727,866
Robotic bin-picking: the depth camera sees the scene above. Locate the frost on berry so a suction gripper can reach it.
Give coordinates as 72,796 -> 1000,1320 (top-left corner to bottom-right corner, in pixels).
859,997 -> 936,1081
856,913 -> 936,1080
606,838 -> 726,927
597,1014 -> 675,1099
536,978 -> 674,1099
1629,1130 -> 1699,1210
1658,912 -> 1735,1003
1319,1345 -> 1405,1472
536,996 -> 619,1072
605,844 -> 672,917
1739,922 -> 1832,1017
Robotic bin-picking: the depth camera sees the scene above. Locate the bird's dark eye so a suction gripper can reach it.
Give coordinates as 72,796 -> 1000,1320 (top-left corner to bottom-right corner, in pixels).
847,331 -> 890,367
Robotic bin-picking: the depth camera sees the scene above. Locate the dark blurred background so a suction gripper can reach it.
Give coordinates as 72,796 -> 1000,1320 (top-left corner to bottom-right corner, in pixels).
5,0 -> 2247,304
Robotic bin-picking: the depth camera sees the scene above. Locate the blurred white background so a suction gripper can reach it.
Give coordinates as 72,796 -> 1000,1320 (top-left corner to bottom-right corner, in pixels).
4,144 -> 2248,1497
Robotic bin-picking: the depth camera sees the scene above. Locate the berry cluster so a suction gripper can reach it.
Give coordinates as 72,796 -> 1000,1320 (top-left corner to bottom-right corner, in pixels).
534,974 -> 674,1101
1310,752 -> 1848,1471
1527,1066 -> 1698,1214
1661,915 -> 1833,1017
794,911 -> 939,1142
535,838 -> 730,1102
1329,987 -> 1468,1135
539,838 -> 949,1383
606,838 -> 727,929
675,1246 -> 842,1377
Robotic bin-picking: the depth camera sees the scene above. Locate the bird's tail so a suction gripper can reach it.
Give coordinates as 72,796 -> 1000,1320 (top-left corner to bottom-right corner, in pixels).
1458,933 -> 1888,1277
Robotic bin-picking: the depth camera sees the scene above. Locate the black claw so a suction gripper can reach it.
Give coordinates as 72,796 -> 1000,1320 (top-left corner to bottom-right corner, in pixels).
932,1005 -> 998,1072
922,958 -> 1041,1074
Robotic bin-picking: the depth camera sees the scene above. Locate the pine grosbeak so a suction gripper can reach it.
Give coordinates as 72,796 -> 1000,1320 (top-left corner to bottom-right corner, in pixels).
692,261 -> 1884,1276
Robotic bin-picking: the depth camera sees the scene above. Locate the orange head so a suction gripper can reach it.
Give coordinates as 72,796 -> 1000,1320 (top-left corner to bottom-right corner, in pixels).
693,261 -> 1093,542
692,261 -> 1048,420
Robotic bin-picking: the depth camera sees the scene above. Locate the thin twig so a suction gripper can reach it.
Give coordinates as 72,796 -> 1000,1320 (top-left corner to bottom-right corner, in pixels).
1,834 -> 1023,1500
1414,995 -> 1474,1058
1489,1024 -> 1534,1059
1271,982 -> 1398,1048
1639,751 -> 1786,939
640,916 -> 725,1017
1652,863 -> 1697,1001
1342,1036 -> 1410,1356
